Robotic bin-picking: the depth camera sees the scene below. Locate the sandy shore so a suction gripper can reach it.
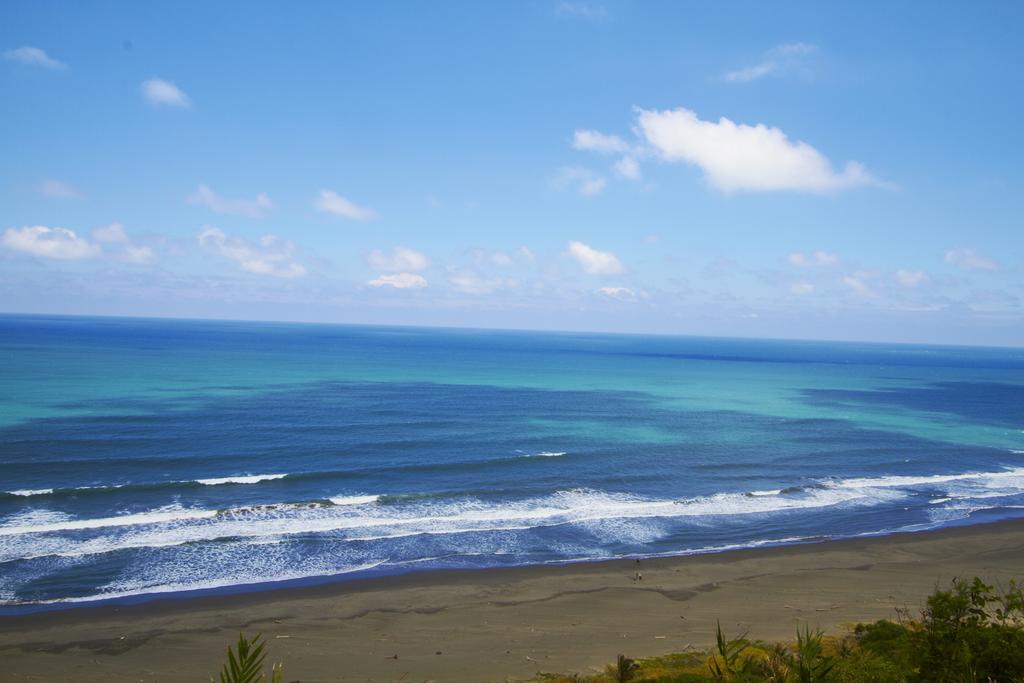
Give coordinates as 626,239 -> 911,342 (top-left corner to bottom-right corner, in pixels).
2,520 -> 1023,682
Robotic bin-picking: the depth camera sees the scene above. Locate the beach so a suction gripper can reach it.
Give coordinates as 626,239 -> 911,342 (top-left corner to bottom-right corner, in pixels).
2,519 -> 1023,682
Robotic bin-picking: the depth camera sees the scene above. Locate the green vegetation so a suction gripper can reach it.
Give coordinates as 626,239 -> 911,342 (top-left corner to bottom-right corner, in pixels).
214,577 -> 1024,682
214,633 -> 283,683
537,577 -> 1024,683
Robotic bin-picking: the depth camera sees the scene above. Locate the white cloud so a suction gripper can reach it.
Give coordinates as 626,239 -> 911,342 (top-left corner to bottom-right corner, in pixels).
315,190 -> 377,221
367,246 -> 428,272
790,282 -> 815,295
896,269 -> 929,287
91,223 -> 128,243
944,248 -> 998,272
121,245 -> 154,264
813,250 -> 839,266
141,79 -> 191,108
2,225 -> 100,260
724,43 -> 817,83
187,185 -> 272,218
491,251 -> 513,266
636,107 -> 881,193
614,156 -> 641,180
580,177 -> 606,196
517,246 -> 536,261
573,129 -> 629,154
553,167 -> 607,196
776,42 -> 817,56
555,2 -> 608,20
788,250 -> 838,267
724,61 -> 778,83
39,179 -> 82,199
567,240 -> 624,275
198,226 -> 306,278
573,130 -> 642,181
597,286 -> 637,300
448,271 -> 505,294
3,46 -> 65,70
368,273 -> 427,289
842,271 -> 876,297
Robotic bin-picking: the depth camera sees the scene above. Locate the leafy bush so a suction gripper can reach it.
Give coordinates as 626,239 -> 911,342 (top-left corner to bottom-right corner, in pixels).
914,577 -> 1024,682
215,576 -> 1024,683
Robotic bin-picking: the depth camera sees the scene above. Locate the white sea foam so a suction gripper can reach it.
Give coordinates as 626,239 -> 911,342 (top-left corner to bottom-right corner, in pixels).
524,451 -> 567,458
5,489 -> 54,497
15,560 -> 387,606
5,465 -> 1024,566
0,485 -> 894,563
196,474 -> 288,486
835,467 -> 1024,491
328,495 -> 380,506
0,506 -> 217,536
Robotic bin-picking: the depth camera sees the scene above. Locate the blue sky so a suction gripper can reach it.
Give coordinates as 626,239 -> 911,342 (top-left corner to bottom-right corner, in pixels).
2,1 -> 1022,345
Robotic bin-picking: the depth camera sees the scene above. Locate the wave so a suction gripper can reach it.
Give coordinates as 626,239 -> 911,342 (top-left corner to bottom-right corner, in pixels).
5,489 -> 54,497
4,465 -> 1024,566
196,474 -> 288,486
0,447 -> 573,499
832,467 -> 1024,491
0,483 -> 895,563
328,495 -> 380,506
1,473 -> 292,499
11,561 -> 388,607
0,507 -> 218,536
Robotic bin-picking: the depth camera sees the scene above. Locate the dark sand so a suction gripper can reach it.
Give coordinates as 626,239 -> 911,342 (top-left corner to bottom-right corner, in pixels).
2,520 -> 1023,682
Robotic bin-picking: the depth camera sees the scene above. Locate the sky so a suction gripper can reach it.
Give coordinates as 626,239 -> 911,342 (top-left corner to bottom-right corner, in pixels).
2,1 -> 1022,346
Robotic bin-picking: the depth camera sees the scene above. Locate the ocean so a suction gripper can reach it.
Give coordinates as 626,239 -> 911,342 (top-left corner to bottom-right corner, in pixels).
1,314 -> 1023,610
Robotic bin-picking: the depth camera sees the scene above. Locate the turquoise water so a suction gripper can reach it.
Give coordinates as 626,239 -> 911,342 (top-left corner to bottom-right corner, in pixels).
1,314 -> 1023,608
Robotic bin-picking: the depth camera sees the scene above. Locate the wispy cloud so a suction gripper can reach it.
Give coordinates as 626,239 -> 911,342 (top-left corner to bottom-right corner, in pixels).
315,190 -> 377,221
198,226 -> 305,278
3,46 -> 65,70
141,79 -> 191,108
39,179 -> 83,199
842,271 -> 878,297
368,273 -> 427,289
788,250 -> 839,267
572,129 -> 642,182
121,245 -> 154,264
723,42 -> 817,83
596,286 -> 638,301
613,156 -> 641,180
567,240 -> 623,275
367,246 -> 428,272
91,223 -> 128,243
552,167 -> 607,196
944,247 -> 999,271
572,130 -> 629,154
187,185 -> 273,218
2,225 -> 100,260
554,2 -> 608,21
895,269 -> 929,287
448,270 -> 508,295
637,107 -> 884,193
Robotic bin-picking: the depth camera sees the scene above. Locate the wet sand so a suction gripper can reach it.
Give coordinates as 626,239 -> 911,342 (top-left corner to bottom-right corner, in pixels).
2,519 -> 1023,682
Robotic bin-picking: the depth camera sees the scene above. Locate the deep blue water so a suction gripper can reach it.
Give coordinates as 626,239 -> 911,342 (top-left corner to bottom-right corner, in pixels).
1,314 -> 1023,609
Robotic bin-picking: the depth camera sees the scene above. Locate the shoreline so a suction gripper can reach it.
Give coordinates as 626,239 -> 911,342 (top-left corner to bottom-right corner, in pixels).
4,510 -> 1017,619
2,518 -> 1023,681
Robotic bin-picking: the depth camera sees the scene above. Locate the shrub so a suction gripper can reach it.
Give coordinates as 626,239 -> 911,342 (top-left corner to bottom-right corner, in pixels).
215,633 -> 283,683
